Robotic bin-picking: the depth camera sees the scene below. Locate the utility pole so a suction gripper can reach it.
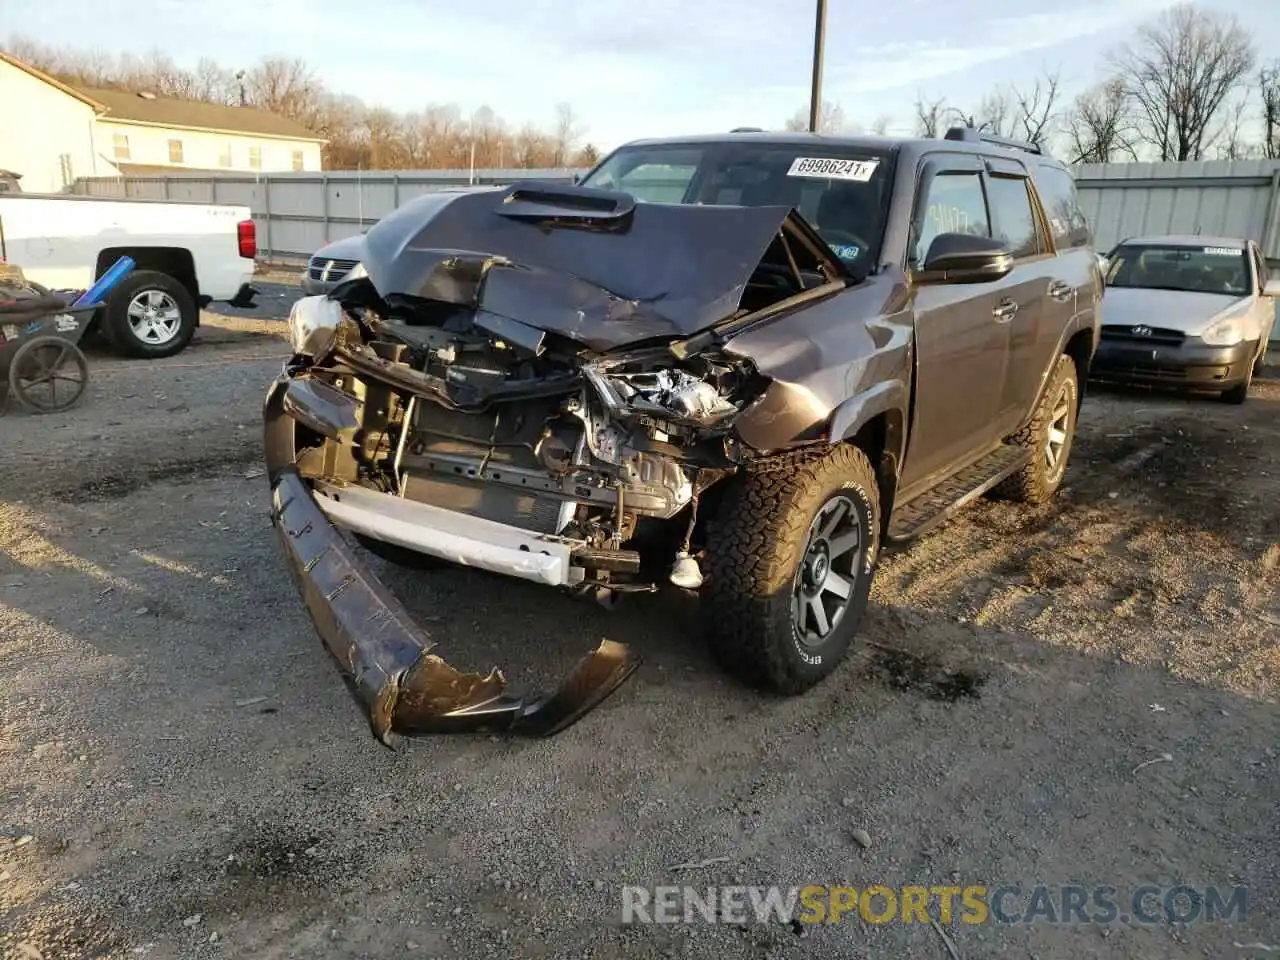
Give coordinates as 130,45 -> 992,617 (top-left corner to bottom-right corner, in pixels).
808,0 -> 827,133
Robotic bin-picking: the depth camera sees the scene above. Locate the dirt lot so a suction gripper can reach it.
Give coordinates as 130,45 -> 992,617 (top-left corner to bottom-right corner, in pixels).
1,291 -> 1277,959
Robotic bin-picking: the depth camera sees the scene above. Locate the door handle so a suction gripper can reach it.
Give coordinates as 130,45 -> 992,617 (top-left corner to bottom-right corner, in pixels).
1048,280 -> 1073,301
993,298 -> 1018,322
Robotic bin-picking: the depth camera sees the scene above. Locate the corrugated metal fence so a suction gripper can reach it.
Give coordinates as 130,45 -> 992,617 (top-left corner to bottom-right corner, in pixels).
71,169 -> 583,261
1074,159 -> 1280,260
72,158 -> 1280,262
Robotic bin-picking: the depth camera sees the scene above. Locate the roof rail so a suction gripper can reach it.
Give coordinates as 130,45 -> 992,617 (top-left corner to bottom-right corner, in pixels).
943,125 -> 1042,156
730,126 -> 765,133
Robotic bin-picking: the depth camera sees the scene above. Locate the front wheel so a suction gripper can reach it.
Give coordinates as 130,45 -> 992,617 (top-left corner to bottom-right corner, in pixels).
702,445 -> 881,695
1221,371 -> 1251,405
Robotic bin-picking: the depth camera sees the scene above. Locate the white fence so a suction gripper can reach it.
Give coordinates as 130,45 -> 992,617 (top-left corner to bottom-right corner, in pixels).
70,158 -> 1280,263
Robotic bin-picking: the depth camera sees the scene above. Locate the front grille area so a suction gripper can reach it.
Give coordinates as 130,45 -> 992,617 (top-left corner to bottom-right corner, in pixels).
1100,324 -> 1187,346
307,257 -> 359,281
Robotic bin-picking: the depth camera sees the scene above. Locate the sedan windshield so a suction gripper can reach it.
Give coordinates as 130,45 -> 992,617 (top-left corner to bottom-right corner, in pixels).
1105,243 -> 1251,297
580,142 -> 892,273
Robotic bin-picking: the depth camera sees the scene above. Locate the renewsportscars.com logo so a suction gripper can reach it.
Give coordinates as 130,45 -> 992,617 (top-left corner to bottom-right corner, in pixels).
621,884 -> 1248,927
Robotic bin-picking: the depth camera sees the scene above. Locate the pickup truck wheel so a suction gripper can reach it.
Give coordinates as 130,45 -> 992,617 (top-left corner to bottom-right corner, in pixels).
103,271 -> 197,359
992,353 -> 1079,504
702,445 -> 880,695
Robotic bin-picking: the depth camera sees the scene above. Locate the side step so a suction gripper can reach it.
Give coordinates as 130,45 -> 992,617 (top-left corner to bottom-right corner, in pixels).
886,444 -> 1033,544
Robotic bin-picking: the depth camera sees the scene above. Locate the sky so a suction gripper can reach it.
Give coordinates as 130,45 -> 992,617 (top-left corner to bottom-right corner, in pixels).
3,0 -> 1278,151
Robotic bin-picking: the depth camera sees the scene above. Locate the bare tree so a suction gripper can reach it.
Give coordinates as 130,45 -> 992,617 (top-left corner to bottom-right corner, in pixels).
573,144 -> 601,167
870,114 -> 893,136
1011,70 -> 1061,143
913,95 -> 948,137
973,89 -> 1016,137
1261,59 -> 1280,159
550,102 -> 584,167
784,100 -> 847,133
1063,78 -> 1139,163
1213,94 -> 1258,159
1110,3 -> 1256,161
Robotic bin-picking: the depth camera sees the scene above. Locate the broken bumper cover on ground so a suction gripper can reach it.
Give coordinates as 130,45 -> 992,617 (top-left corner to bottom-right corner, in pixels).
264,377 -> 639,743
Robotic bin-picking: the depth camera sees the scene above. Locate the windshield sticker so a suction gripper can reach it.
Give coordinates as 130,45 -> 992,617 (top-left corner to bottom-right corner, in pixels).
787,157 -> 880,182
828,243 -> 861,261
1202,246 -> 1239,256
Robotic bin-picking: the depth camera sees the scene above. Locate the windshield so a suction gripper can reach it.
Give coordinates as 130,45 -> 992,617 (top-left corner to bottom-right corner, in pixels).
580,142 -> 892,272
1105,243 -> 1251,297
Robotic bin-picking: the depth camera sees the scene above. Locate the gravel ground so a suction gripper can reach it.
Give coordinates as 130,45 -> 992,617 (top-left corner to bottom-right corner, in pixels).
1,295 -> 1277,960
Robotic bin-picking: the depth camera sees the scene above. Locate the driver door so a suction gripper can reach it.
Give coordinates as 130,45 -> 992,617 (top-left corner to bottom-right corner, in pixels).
899,155 -> 1011,492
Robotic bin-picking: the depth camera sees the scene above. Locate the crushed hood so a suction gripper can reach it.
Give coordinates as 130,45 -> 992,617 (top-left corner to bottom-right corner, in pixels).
358,182 -> 841,351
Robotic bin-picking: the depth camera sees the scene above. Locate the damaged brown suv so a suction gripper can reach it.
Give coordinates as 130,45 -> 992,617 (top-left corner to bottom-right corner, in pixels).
264,127 -> 1101,742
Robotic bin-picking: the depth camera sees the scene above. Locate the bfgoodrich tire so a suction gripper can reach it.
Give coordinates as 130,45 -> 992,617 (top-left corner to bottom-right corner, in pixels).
992,353 -> 1079,504
103,270 -> 197,359
702,445 -> 880,695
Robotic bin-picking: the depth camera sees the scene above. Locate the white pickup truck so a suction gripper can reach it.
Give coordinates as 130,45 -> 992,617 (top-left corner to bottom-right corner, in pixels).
0,177 -> 258,358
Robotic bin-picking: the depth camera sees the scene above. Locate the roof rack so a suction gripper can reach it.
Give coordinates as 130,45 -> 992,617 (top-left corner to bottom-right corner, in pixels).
943,125 -> 1042,156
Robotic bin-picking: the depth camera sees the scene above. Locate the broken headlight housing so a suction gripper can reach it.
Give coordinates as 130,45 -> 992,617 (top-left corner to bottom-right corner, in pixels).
288,295 -> 346,359
583,350 -> 761,433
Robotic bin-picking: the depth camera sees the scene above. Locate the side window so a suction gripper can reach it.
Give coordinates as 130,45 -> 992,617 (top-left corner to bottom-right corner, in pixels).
913,170 -> 990,264
985,175 -> 1042,259
1031,165 -> 1090,249
614,162 -> 698,203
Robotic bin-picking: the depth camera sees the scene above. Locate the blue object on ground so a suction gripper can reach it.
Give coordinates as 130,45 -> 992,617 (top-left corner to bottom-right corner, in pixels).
72,255 -> 136,308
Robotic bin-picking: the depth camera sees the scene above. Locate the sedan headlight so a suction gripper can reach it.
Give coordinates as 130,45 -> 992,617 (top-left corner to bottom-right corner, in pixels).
1201,315 -> 1244,346
288,295 -> 344,358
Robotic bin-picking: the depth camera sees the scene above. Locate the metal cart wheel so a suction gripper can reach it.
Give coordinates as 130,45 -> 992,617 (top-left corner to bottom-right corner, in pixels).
8,335 -> 90,414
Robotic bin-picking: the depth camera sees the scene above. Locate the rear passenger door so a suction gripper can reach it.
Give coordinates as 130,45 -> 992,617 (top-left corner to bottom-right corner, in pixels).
983,158 -> 1057,434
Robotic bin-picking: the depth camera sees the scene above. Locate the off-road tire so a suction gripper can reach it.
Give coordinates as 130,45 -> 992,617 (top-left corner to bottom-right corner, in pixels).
992,353 -> 1079,504
103,270 -> 198,359
702,444 -> 880,695
353,533 -> 450,570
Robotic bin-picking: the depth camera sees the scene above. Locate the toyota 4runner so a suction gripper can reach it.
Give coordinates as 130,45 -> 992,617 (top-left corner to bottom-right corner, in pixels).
263,126 -> 1102,742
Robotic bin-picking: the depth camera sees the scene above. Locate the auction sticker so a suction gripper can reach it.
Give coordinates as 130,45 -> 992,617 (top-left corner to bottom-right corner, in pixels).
1202,246 -> 1239,256
787,157 -> 880,181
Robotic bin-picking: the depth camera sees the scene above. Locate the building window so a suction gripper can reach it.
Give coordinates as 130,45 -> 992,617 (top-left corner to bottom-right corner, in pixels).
249,146 -> 262,170
112,134 -> 130,160
291,150 -> 304,172
168,139 -> 184,164
219,143 -> 233,168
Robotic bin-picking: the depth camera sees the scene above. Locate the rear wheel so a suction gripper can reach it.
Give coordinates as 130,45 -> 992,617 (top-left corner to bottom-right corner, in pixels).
103,270 -> 197,359
702,445 -> 880,695
992,353 -> 1079,504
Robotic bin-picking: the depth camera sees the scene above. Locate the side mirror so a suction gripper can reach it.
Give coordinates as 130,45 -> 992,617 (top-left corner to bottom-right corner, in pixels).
1263,278 -> 1280,298
571,173 -> 582,185
916,233 -> 1014,284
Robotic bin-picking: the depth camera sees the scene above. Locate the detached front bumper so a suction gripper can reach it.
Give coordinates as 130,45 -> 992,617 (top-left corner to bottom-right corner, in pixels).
263,375 -> 639,744
1091,338 -> 1256,390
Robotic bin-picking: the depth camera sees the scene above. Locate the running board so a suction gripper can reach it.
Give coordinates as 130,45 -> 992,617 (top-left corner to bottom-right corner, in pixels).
886,445 -> 1033,544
